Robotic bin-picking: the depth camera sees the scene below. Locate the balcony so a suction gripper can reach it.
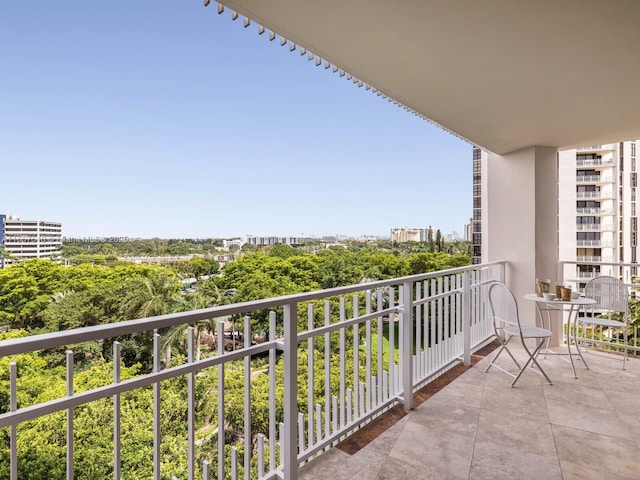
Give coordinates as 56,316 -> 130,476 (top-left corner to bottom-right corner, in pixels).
0,262 -> 504,480
298,340 -> 640,479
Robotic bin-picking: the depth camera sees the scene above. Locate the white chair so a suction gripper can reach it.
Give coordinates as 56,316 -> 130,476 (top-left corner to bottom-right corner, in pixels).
578,276 -> 629,369
485,282 -> 553,387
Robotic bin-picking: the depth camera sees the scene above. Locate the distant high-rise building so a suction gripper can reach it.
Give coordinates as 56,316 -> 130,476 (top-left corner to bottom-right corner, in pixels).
471,146 -> 486,264
558,141 -> 639,287
0,215 -> 62,267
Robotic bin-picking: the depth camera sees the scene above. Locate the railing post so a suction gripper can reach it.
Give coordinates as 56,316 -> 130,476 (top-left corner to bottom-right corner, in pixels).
283,302 -> 298,479
401,281 -> 413,410
462,270 -> 471,367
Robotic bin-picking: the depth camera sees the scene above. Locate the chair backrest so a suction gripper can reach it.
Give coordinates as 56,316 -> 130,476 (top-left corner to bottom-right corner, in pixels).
488,282 -> 520,329
584,276 -> 629,315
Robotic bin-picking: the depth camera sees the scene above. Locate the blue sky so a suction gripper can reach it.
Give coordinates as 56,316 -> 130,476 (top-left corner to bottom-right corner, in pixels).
0,1 -> 472,239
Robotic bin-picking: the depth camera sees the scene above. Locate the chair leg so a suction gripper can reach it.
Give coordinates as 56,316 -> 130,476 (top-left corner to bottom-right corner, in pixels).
511,339 -> 553,388
485,336 -> 520,373
623,328 -> 628,370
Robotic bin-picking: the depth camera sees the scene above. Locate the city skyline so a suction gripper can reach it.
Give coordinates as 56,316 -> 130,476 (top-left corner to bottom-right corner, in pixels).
0,2 -> 472,239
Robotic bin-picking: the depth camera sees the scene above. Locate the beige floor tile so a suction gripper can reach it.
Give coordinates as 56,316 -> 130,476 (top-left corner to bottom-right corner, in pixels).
553,424 -> 640,479
389,421 -> 474,479
481,381 -> 549,422
560,461 -> 631,480
373,456 -> 460,480
469,437 -> 562,480
476,408 -> 556,457
426,379 -> 485,409
546,398 -> 630,439
411,395 -> 480,438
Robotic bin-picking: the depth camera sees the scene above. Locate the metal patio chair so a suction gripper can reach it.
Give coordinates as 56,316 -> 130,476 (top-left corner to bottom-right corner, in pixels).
485,282 -> 553,387
579,276 -> 629,369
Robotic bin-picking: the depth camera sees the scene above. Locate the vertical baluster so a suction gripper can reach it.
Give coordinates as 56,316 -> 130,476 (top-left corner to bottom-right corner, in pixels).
438,277 -> 444,369
113,342 -> 121,480
231,445 -> 238,480
339,297 -> 346,429
353,295 -> 359,420
187,327 -> 195,480
278,422 -> 284,469
401,281 -> 413,410
444,276 -> 450,363
307,304 -> 314,451
153,334 -> 161,480
431,279 -> 437,372
217,321 -> 225,480
315,404 -> 322,444
257,434 -> 265,478
331,396 -> 338,443
269,311 -> 276,473
67,350 -> 74,480
376,290 -> 383,407
371,376 -> 377,408
415,282 -> 422,380
365,291 -> 372,413
283,302 -> 298,480
388,287 -> 395,396
10,362 -> 17,480
244,316 -> 251,480
298,412 -> 305,457
202,460 -> 210,480
346,390 -> 352,426
462,270 -> 471,366
323,301 -> 331,444
423,281 -> 429,376
398,284 -> 404,396
382,371 -> 388,402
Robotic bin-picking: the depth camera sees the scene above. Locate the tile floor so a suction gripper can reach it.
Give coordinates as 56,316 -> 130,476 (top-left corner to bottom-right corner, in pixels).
298,341 -> 640,480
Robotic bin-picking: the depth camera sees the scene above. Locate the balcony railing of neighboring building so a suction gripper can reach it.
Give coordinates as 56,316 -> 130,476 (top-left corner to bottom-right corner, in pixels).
575,223 -> 614,232
576,207 -> 614,215
576,256 -> 602,262
576,271 -> 599,279
575,175 -> 615,184
576,157 -> 616,167
576,191 -> 615,200
0,261 -> 505,480
576,239 -> 604,247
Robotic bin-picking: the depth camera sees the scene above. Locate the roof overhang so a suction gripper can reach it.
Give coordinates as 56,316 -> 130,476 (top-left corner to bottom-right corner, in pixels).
210,0 -> 640,154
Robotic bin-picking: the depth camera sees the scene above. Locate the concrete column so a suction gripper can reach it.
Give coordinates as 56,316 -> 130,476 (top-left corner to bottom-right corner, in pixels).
484,146 -> 562,345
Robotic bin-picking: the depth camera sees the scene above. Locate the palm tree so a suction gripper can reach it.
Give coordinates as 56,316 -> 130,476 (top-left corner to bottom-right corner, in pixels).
164,280 -> 230,362
122,270 -> 181,366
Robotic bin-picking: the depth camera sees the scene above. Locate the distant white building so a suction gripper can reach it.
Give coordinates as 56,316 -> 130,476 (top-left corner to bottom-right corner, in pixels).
0,214 -> 62,267
391,227 -> 425,243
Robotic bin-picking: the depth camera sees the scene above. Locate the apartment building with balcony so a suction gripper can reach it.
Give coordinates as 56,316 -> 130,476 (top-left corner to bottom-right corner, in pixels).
0,214 -> 62,268
558,142 -> 639,289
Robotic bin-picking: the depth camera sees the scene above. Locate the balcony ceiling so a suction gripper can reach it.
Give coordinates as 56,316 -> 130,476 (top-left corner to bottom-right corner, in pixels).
215,0 -> 640,154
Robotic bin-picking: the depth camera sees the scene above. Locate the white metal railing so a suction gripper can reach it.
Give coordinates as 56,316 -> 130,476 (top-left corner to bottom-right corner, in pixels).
576,256 -> 602,262
576,158 -> 615,167
560,260 -> 640,356
576,207 -> 614,215
576,175 -> 614,183
0,261 -> 505,480
576,239 -> 602,247
576,191 -> 603,199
